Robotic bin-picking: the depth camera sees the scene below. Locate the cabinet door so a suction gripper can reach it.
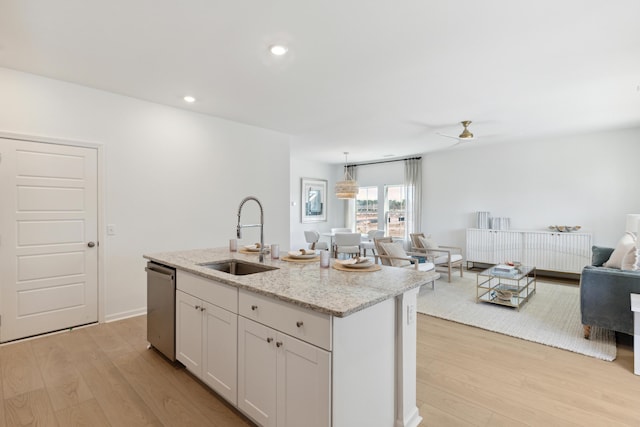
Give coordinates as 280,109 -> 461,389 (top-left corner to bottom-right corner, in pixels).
176,290 -> 203,376
202,301 -> 238,405
276,333 -> 331,427
238,317 -> 277,427
523,232 -> 591,273
493,231 -> 522,264
467,229 -> 494,263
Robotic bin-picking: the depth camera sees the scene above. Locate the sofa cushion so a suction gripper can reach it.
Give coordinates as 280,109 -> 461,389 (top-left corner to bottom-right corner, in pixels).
592,245 -> 614,267
603,232 -> 636,269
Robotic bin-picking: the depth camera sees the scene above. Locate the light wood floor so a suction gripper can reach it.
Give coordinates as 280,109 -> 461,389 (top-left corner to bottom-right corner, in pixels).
0,313 -> 638,426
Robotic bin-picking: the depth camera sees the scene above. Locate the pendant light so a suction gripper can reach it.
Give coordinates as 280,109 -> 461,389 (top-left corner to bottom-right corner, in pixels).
335,152 -> 358,199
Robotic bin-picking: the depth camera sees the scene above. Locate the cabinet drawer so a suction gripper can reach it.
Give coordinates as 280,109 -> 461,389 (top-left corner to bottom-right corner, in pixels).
177,270 -> 238,313
239,290 -> 332,351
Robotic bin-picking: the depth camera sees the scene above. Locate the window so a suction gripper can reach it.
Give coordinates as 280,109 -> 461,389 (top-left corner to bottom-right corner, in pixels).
356,185 -> 405,237
384,185 -> 405,238
356,186 -> 378,233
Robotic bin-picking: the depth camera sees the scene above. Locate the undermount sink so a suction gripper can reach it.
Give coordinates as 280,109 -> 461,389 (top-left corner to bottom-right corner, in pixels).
198,259 -> 278,276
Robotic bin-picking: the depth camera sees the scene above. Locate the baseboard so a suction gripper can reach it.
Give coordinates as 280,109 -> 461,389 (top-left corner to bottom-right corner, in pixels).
105,307 -> 147,323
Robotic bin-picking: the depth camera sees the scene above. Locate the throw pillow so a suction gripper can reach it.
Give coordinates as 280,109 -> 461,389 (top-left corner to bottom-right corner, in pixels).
418,235 -> 439,249
591,245 -> 613,267
379,242 -> 411,267
603,232 -> 637,269
621,246 -> 639,271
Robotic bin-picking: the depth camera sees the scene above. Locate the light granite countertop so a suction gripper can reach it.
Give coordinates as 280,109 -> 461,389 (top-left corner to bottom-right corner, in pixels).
144,247 -> 438,317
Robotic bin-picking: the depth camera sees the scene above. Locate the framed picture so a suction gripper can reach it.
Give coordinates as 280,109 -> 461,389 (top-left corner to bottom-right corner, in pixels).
301,178 -> 327,223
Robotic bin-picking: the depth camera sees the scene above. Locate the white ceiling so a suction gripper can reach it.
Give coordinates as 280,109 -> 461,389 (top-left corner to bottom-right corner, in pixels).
1,0 -> 639,164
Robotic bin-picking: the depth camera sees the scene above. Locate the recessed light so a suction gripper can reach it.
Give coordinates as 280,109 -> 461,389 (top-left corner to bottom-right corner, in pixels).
184,96 -> 196,103
269,45 -> 288,56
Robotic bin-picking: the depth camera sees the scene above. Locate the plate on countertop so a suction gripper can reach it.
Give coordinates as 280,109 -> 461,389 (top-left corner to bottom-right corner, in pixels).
287,250 -> 318,259
336,259 -> 373,269
243,244 -> 269,253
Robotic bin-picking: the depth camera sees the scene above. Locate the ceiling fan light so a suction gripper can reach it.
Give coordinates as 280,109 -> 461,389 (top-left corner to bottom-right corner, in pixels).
459,129 -> 474,139
458,120 -> 474,139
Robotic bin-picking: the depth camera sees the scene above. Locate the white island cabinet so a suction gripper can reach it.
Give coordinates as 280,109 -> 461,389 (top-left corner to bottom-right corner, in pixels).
176,271 -> 238,405
146,247 -> 428,427
238,289 -> 331,427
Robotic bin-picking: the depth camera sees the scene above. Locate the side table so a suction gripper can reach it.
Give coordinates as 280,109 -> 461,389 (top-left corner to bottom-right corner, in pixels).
631,293 -> 640,376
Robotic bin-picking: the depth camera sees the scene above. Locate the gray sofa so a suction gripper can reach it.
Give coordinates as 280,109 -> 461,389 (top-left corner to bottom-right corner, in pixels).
580,245 -> 640,338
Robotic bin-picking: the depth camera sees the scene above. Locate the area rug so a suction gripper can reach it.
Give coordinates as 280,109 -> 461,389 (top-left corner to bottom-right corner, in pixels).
416,275 -> 617,361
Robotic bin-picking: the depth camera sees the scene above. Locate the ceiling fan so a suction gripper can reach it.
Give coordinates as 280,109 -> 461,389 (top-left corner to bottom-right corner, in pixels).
437,120 -> 475,146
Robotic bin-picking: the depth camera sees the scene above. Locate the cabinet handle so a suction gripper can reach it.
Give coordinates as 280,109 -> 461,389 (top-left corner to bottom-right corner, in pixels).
276,341 -> 283,347
200,306 -> 205,312
267,337 -> 273,343
194,305 -> 201,310
296,321 -> 304,328
251,305 -> 258,311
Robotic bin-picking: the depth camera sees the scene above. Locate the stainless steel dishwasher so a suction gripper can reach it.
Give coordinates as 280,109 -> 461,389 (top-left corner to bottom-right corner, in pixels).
146,261 -> 176,361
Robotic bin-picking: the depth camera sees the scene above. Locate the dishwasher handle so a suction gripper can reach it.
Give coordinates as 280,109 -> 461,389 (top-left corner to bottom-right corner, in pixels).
145,266 -> 175,281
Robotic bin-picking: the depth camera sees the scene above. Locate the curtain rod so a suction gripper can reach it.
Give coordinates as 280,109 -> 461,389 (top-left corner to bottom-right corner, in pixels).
345,156 -> 422,168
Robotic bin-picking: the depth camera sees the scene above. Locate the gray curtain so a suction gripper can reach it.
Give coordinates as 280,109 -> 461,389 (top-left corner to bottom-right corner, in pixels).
403,158 -> 422,248
344,165 -> 357,230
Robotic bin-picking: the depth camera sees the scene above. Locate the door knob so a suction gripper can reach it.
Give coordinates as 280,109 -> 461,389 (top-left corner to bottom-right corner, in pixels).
87,241 -> 96,248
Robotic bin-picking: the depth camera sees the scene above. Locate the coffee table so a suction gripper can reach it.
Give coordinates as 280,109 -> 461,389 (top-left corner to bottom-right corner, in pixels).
476,265 -> 536,311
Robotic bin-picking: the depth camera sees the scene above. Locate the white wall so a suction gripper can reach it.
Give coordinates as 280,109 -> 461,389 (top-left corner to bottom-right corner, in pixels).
0,67 -> 291,321
422,128 -> 640,251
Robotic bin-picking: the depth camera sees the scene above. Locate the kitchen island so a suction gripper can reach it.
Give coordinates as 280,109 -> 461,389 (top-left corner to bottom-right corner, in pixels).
144,247 -> 438,427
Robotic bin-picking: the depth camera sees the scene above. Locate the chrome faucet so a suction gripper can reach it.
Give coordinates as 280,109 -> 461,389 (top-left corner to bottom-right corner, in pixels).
236,196 -> 265,262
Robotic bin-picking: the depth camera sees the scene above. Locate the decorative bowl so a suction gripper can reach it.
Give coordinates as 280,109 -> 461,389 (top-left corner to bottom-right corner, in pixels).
495,290 -> 513,301
548,225 -> 581,232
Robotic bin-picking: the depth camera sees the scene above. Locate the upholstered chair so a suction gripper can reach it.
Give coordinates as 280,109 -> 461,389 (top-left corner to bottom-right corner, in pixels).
373,237 -> 438,288
334,232 -> 362,259
360,230 -> 384,257
304,230 -> 329,251
410,233 -> 463,282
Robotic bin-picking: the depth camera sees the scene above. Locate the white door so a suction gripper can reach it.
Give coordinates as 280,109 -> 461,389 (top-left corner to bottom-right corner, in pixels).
0,138 -> 98,342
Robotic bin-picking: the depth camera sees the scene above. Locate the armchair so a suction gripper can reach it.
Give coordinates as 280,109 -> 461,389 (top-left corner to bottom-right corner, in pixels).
409,233 -> 463,282
580,245 -> 640,338
374,237 -> 438,288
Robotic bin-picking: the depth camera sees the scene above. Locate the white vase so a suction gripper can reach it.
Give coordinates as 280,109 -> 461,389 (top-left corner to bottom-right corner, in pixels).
477,211 -> 491,229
